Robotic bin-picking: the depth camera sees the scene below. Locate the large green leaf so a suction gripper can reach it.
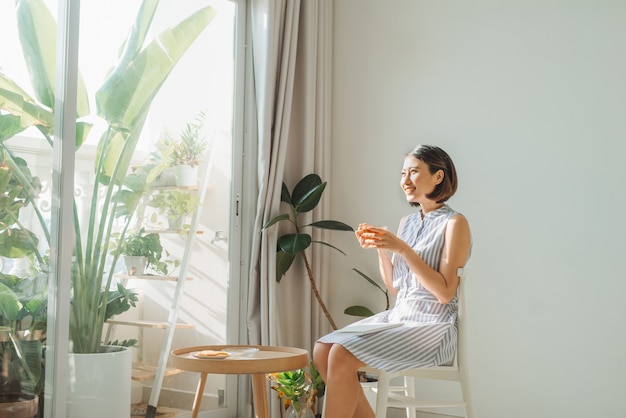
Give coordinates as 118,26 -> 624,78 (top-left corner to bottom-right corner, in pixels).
292,174 -> 325,213
0,282 -> 22,321
96,6 -> 216,130
0,85 -> 54,134
309,220 -> 354,231
311,240 -> 347,256
0,228 -> 39,258
276,250 -> 295,282
278,233 -> 312,256
344,305 -> 375,317
16,0 -> 90,118
280,182 -> 292,205
261,213 -> 290,231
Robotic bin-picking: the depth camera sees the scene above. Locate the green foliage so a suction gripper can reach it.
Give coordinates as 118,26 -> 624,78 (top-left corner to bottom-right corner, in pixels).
260,173 -> 353,330
113,229 -> 174,275
261,174 -> 353,282
0,0 -> 216,353
104,283 -> 139,322
267,368 -> 311,412
268,361 -> 325,413
0,151 -> 43,260
148,189 -> 200,218
106,338 -> 138,348
168,111 -> 208,167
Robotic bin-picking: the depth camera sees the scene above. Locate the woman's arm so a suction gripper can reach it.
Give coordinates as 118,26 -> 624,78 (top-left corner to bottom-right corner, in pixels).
398,214 -> 471,303
376,249 -> 397,296
355,222 -> 398,296
361,214 -> 471,304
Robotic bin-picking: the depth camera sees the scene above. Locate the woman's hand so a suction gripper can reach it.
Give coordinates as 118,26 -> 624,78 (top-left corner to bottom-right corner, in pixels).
356,223 -> 405,252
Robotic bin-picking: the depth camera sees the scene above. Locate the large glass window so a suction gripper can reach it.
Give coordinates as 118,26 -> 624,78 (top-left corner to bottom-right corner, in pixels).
1,0 -> 244,416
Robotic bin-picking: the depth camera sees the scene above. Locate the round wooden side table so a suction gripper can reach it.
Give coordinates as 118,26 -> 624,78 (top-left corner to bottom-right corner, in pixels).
171,345 -> 309,418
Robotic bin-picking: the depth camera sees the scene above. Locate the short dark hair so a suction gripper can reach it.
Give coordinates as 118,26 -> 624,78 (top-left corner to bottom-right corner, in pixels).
407,145 -> 458,206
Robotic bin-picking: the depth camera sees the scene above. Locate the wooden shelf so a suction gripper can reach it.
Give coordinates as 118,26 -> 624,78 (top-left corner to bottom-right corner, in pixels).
115,274 -> 192,282
150,185 -> 199,191
142,229 -> 204,234
107,319 -> 195,329
132,363 -> 185,382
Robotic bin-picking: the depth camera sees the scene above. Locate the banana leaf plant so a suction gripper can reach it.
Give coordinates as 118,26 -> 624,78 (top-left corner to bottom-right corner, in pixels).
0,0 -> 216,353
261,174 -> 353,330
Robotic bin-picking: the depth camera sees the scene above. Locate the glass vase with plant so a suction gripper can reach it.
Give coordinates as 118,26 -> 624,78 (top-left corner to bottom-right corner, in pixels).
267,368 -> 315,417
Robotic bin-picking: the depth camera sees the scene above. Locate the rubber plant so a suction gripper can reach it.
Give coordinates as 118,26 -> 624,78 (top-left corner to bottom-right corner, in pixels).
0,0 -> 216,353
261,174 -> 353,330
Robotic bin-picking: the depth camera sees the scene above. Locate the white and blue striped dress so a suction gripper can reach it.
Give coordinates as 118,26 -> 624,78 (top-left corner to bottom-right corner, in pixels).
318,205 -> 461,372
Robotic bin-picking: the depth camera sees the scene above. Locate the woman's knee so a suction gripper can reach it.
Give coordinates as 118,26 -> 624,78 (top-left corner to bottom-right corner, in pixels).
313,342 -> 331,374
328,344 -> 363,373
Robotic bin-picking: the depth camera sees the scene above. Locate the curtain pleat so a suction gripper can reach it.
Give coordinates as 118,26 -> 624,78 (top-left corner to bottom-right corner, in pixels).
247,0 -> 333,416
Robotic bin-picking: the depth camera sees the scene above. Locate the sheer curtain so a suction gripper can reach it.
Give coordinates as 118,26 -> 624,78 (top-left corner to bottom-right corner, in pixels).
247,0 -> 333,357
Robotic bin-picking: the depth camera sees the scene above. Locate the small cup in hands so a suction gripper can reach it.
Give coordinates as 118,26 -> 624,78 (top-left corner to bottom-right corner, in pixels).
357,224 -> 388,248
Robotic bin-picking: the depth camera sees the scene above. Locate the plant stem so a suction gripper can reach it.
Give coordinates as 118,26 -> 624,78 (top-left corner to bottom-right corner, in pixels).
301,251 -> 337,330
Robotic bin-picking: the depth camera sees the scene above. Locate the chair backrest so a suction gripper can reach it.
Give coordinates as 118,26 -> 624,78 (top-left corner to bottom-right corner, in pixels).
456,267 -> 469,372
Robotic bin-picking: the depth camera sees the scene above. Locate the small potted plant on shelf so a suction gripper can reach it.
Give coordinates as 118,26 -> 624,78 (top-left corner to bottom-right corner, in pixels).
113,229 -> 171,276
168,111 -> 208,187
147,189 -> 200,231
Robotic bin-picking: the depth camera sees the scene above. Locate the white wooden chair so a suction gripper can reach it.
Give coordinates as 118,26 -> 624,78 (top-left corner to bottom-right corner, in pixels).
360,268 -> 473,418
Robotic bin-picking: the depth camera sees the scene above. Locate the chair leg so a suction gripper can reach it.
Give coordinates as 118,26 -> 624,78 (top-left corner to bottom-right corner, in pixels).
375,371 -> 391,418
404,376 -> 416,418
460,378 -> 474,418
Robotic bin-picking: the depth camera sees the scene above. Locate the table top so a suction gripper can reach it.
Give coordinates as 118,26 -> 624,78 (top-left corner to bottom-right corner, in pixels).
170,345 -> 309,375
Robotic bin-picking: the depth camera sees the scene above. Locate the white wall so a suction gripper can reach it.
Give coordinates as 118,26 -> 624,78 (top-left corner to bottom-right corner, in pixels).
330,1 -> 626,418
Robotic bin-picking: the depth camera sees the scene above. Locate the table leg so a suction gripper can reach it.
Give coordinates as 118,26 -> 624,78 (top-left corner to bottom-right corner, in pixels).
191,372 -> 208,418
251,373 -> 270,418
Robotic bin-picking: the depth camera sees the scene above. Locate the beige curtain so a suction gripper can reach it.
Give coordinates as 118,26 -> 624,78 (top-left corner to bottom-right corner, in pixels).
246,1 -> 333,414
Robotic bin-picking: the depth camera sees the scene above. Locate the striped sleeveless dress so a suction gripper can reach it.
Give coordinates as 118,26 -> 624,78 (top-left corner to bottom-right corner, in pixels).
318,204 -> 460,372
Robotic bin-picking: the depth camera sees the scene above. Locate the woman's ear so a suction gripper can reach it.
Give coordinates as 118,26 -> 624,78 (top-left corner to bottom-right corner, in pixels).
435,169 -> 444,184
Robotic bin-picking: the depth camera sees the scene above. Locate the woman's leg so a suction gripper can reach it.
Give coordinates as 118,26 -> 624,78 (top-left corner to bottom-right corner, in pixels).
316,343 -> 374,418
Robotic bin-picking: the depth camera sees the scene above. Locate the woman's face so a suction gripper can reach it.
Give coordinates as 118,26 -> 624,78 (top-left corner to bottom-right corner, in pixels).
400,156 -> 443,204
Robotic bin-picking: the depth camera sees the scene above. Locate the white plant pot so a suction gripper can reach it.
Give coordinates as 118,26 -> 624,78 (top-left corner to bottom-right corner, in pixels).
67,346 -> 131,418
174,164 -> 198,187
153,167 -> 177,187
123,255 -> 147,276
168,215 -> 184,230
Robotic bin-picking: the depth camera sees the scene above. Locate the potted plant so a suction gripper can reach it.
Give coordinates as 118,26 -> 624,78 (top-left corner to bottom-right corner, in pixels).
147,189 -> 200,231
113,229 -> 171,276
0,156 -> 46,417
0,0 -> 216,416
168,111 -> 208,187
260,174 -> 353,330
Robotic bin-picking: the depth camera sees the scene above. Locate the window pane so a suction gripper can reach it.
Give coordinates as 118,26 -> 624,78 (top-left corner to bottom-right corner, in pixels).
1,0 -> 238,415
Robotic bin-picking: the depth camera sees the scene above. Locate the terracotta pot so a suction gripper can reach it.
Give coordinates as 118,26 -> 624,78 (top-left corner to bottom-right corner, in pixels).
0,393 -> 38,418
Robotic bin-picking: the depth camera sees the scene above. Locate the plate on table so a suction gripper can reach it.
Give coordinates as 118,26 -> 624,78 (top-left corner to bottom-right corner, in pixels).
191,350 -> 230,359
222,347 -> 259,357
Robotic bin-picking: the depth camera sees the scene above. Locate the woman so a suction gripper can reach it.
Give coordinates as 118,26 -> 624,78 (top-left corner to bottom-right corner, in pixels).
313,145 -> 472,418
